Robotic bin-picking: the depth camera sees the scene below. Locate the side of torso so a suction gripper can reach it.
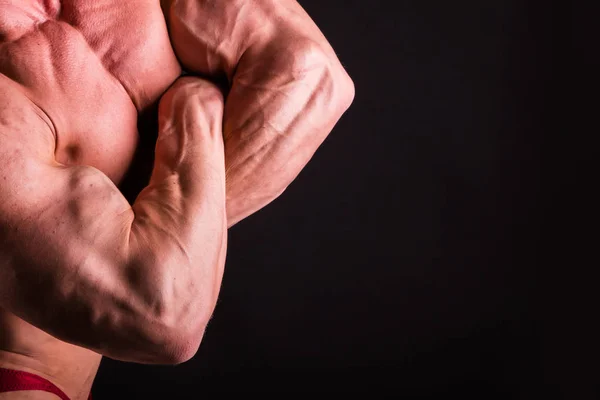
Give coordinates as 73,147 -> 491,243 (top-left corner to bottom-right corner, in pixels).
0,0 -> 182,397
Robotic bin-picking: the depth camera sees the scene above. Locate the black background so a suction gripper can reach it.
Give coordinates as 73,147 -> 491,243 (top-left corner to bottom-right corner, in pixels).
95,1 -> 552,397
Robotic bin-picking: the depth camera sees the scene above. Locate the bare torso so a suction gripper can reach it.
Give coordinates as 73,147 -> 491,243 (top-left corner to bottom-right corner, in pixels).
0,0 -> 181,398
0,1 -> 355,397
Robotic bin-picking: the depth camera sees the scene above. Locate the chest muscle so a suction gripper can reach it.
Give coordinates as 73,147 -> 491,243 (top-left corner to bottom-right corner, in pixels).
0,0 -> 181,184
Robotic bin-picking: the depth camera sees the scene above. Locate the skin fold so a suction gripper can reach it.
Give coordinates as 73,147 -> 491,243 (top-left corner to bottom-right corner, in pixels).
0,1 -> 354,398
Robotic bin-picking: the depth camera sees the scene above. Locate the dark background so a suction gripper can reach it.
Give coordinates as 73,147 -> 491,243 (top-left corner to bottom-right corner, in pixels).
95,1 -> 553,397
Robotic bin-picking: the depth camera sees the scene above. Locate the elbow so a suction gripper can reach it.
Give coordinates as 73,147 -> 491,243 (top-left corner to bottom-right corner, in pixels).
120,242 -> 225,365
145,292 -> 216,365
287,39 -> 355,119
336,68 -> 355,113
327,50 -> 355,114
122,270 -> 217,365
148,278 -> 220,365
154,323 -> 207,365
132,310 -> 210,366
80,303 -> 209,365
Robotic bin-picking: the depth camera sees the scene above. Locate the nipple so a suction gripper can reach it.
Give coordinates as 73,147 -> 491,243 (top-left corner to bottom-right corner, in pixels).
41,0 -> 62,20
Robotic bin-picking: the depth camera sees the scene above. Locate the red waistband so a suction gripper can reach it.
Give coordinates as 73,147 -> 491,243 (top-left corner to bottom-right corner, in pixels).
0,367 -> 92,400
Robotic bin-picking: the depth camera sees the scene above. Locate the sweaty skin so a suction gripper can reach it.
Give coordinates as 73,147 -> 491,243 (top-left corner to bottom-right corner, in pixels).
0,0 -> 354,398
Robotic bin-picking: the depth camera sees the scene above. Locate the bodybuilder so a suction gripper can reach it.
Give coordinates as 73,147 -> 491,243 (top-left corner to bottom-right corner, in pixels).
0,1 -> 354,398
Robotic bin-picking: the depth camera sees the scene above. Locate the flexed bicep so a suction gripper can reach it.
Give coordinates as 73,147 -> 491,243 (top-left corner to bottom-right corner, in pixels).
0,76 -> 227,364
163,0 -> 355,227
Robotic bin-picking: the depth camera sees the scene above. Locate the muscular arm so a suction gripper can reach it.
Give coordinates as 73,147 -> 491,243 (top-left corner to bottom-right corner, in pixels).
162,0 -> 355,227
0,77 -> 226,364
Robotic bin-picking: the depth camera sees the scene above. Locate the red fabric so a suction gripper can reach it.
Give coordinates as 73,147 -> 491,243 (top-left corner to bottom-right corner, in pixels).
0,367 -> 92,400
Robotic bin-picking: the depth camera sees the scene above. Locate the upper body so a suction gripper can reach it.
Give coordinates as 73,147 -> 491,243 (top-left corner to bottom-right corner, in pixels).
0,1 -> 354,398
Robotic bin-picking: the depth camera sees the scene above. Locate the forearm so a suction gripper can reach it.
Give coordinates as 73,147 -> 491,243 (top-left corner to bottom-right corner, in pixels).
61,79 -> 227,364
222,43 -> 353,226
124,78 -> 228,361
163,0 -> 355,226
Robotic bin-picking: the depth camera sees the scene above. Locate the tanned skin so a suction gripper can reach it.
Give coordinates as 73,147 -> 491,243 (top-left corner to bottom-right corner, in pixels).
162,0 -> 355,226
0,1 -> 354,398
